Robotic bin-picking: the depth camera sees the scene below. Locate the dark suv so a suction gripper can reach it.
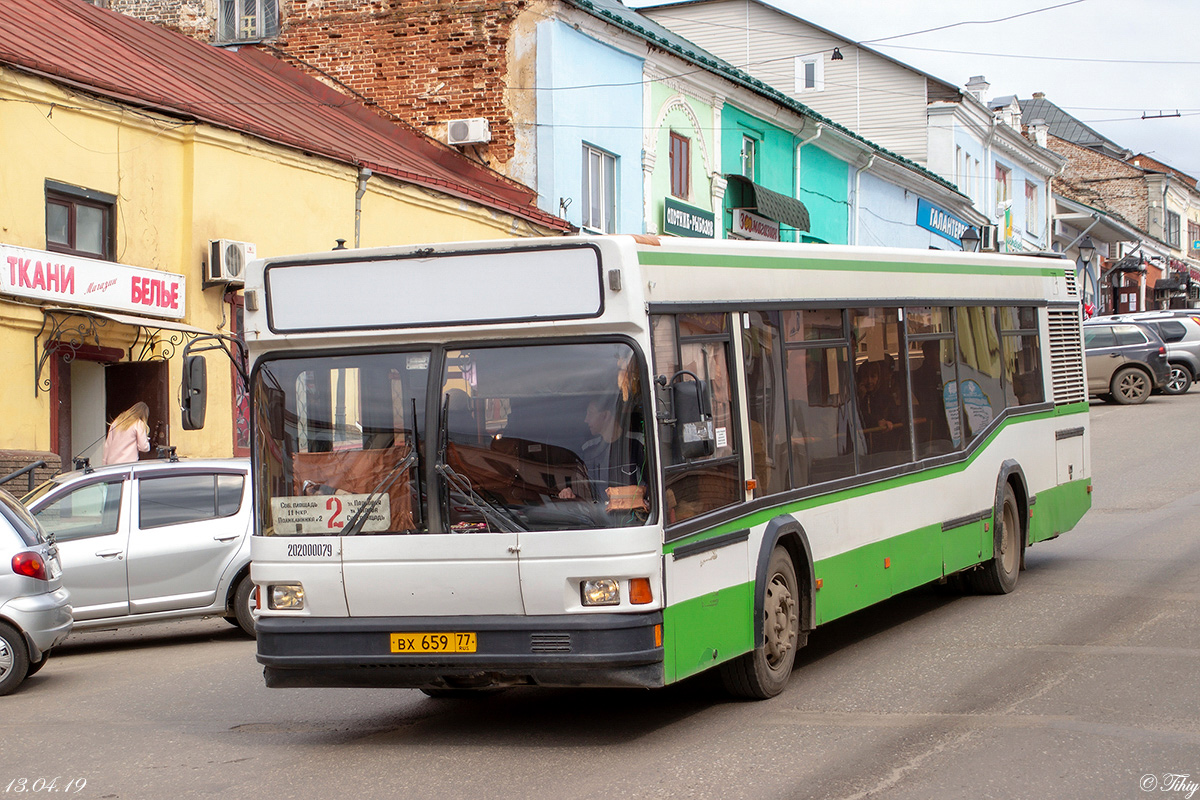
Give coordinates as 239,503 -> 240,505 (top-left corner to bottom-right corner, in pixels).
1105,311 -> 1200,395
1082,320 -> 1170,404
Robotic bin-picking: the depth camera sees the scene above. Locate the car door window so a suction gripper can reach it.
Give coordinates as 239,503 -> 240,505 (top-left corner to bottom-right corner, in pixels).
139,474 -> 244,529
34,481 -> 123,542
1084,327 -> 1116,349
1114,326 -> 1148,346
1154,321 -> 1186,343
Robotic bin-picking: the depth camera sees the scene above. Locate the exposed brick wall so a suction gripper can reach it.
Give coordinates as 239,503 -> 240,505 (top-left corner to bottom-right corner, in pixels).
111,0 -> 213,37
0,451 -> 63,496
1049,134 -> 1149,232
272,1 -> 527,167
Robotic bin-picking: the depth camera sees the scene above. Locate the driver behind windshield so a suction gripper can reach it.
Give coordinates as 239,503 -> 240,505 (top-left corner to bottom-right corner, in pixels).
558,395 -> 646,510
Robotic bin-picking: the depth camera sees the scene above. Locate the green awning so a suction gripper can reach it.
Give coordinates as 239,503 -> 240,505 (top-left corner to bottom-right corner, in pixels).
725,174 -> 810,232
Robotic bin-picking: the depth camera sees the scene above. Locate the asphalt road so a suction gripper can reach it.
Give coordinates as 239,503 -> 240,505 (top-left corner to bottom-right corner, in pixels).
3,393 -> 1198,800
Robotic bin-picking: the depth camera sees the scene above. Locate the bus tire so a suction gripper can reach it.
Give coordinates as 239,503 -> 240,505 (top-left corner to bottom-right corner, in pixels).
719,546 -> 800,699
966,484 -> 1022,595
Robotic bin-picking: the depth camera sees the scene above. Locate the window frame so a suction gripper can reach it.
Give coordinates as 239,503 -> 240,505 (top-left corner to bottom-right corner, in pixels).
669,132 -> 691,200
795,55 -> 824,92
741,135 -> 757,180
217,0 -> 280,43
45,180 -> 115,261
581,143 -> 617,234
1166,210 -> 1181,248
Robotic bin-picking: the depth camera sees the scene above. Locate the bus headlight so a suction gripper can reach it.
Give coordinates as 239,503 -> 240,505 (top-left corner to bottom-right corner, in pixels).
269,583 -> 306,610
581,578 -> 621,606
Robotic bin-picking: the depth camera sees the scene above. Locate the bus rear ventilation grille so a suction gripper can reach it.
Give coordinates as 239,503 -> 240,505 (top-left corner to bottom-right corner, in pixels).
530,633 -> 572,653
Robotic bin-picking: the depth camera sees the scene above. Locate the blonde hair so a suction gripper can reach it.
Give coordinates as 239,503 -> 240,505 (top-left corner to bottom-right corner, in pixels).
110,402 -> 150,432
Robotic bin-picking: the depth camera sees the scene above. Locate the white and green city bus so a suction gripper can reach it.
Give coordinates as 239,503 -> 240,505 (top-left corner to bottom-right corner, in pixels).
206,235 -> 1091,698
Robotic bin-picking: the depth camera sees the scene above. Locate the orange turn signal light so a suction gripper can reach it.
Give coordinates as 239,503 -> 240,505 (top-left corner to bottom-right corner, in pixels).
654,623 -> 663,647
630,577 -> 653,605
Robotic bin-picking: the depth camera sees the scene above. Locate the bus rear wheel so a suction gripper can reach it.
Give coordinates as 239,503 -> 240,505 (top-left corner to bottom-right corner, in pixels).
966,484 -> 1022,595
720,546 -> 800,699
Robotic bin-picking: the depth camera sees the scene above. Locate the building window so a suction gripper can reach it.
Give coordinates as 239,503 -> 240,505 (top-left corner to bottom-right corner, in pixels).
669,132 -> 690,199
45,181 -> 115,260
218,0 -> 280,42
795,55 -> 824,92
995,164 -> 1011,213
1189,221 -> 1200,259
1025,181 -> 1040,235
741,135 -> 757,180
1166,211 -> 1181,248
581,144 -> 616,233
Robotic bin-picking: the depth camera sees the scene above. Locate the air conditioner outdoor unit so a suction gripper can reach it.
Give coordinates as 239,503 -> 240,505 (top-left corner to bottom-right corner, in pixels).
980,224 -> 999,252
208,239 -> 255,286
447,117 -> 491,146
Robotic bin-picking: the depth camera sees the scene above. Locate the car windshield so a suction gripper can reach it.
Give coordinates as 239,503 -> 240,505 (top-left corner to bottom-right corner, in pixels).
253,342 -> 652,535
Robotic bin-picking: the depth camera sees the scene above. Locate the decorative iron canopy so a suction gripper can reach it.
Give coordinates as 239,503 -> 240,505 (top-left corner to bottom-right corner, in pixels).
34,306 -> 210,397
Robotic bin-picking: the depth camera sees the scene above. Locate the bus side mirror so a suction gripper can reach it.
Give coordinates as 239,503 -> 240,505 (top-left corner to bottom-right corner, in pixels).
671,376 -> 714,460
181,355 -> 207,430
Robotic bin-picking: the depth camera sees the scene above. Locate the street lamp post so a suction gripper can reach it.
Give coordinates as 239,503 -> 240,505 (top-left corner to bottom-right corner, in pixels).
1077,235 -> 1096,314
960,227 -> 981,253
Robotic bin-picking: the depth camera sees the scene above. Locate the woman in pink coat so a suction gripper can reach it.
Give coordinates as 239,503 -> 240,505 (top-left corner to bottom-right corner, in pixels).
102,402 -> 151,465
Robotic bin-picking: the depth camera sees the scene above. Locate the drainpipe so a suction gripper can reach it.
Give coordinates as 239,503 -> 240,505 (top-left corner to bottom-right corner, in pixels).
354,166 -> 373,249
793,123 -> 823,241
850,154 -> 876,245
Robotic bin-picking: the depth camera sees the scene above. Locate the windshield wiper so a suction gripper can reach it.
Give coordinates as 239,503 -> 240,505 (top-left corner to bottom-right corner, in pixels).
341,450 -> 418,536
434,461 -> 527,533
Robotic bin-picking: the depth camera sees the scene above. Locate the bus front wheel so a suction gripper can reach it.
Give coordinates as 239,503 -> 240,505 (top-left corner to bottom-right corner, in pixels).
720,546 -> 801,699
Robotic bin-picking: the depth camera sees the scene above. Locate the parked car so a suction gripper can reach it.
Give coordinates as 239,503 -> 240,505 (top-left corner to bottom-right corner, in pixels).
1082,319 -> 1170,404
0,487 -> 72,695
23,456 -> 256,637
1102,311 -> 1200,395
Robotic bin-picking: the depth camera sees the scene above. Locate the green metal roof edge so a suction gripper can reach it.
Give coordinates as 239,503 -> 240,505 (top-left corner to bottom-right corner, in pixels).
564,0 -> 961,195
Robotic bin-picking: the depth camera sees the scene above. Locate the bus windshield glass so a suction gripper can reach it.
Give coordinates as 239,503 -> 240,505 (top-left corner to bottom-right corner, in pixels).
438,342 -> 650,532
253,341 -> 651,535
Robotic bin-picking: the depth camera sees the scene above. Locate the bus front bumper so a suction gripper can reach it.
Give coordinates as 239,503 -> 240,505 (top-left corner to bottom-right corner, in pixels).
257,612 -> 664,690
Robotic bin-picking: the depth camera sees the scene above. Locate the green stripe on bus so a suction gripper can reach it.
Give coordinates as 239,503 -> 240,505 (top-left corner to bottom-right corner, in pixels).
637,250 -> 1066,278
662,580 -> 755,683
664,408 -> 1088,555
659,478 -> 1092,683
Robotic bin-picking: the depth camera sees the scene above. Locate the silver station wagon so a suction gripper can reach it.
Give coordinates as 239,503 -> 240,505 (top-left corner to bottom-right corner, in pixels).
24,457 -> 256,637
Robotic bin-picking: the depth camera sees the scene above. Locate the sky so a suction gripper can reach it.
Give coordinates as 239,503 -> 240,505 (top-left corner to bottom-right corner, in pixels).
625,0 -> 1200,179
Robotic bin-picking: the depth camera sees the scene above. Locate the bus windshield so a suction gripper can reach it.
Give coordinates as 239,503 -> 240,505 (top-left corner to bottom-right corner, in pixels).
253,341 -> 651,536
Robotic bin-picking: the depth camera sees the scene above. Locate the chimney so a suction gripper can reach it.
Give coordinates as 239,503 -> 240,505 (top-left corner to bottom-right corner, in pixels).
1029,118 -> 1048,148
966,75 -> 990,103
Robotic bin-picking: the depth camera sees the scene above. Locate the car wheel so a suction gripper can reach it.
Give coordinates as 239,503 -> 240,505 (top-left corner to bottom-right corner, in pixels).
1110,367 -> 1151,405
0,621 -> 31,696
233,574 -> 258,638
1164,364 -> 1192,395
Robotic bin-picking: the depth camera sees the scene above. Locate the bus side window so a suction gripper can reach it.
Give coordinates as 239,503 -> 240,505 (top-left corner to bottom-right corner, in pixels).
956,306 -> 1005,442
652,314 -> 742,527
906,307 -> 960,457
1000,306 -> 1044,407
743,311 -> 790,497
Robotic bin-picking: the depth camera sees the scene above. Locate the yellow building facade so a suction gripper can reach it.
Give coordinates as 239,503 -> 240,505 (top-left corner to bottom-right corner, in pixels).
0,64 -> 564,479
